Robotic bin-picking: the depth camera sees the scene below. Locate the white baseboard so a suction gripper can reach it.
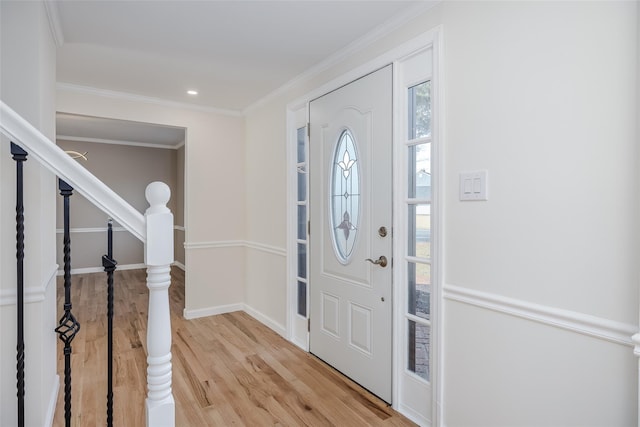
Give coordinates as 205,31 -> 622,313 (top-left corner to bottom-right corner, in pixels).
396,402 -> 430,427
243,304 -> 287,338
45,374 -> 60,427
172,261 -> 185,271
291,336 -> 307,351
182,302 -> 286,339
183,303 -> 244,320
56,263 -> 146,276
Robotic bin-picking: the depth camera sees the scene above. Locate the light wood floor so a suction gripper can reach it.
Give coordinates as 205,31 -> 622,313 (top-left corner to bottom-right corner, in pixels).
53,268 -> 416,426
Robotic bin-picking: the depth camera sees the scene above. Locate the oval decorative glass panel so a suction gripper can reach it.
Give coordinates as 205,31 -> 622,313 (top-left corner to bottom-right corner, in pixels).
330,129 -> 360,263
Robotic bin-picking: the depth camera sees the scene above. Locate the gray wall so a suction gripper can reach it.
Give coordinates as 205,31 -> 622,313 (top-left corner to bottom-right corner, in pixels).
56,139 -> 184,270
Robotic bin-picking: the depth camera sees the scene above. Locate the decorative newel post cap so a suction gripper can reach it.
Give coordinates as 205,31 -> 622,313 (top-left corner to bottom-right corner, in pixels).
145,182 -> 171,214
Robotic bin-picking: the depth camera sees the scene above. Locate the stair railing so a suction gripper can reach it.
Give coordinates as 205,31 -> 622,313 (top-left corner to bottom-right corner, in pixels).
1,100 -> 175,427
10,142 -> 27,427
103,219 -> 117,426
54,178 -> 81,426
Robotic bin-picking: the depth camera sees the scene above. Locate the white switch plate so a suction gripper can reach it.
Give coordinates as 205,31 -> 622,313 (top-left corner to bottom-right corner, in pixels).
459,170 -> 488,201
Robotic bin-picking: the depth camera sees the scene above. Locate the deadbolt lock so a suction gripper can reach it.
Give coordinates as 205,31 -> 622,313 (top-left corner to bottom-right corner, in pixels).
378,226 -> 387,238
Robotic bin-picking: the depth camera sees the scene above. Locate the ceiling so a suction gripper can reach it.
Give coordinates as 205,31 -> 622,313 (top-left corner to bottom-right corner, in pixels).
54,0 -> 430,113
53,0 -> 431,147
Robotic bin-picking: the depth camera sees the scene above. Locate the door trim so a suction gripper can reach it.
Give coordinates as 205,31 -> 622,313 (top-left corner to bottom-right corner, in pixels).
286,27 -> 443,426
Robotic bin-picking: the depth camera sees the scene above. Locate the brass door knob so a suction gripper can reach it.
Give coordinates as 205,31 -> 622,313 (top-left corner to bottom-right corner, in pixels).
365,255 -> 388,268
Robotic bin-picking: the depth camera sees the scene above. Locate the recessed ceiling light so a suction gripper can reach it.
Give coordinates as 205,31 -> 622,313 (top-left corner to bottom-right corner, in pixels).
187,90 -> 198,95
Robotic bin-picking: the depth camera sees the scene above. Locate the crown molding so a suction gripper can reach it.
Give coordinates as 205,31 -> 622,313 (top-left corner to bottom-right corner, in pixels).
44,0 -> 64,47
57,134 -> 183,150
57,83 -> 243,117
243,0 -> 440,115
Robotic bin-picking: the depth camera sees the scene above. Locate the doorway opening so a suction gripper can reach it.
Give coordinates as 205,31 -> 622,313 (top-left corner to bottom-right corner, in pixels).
55,113 -> 186,282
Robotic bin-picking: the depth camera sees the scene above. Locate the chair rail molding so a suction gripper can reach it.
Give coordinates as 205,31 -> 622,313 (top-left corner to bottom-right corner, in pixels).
184,240 -> 286,257
0,264 -> 58,306
632,333 -> 640,356
444,283 -> 636,347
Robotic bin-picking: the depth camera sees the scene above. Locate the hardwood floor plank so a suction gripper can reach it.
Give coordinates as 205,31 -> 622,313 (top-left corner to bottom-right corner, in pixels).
53,268 -> 417,426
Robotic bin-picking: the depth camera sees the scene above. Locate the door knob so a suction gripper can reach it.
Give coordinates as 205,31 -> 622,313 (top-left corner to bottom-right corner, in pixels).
365,255 -> 388,268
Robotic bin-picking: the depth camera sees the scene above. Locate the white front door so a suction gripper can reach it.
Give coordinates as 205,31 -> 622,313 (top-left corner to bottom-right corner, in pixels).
309,65 -> 393,402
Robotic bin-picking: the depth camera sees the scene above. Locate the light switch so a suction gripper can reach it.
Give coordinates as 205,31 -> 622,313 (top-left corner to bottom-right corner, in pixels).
459,170 -> 488,201
464,179 -> 472,194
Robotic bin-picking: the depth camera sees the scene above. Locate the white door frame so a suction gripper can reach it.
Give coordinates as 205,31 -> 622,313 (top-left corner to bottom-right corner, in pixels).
286,27 -> 443,426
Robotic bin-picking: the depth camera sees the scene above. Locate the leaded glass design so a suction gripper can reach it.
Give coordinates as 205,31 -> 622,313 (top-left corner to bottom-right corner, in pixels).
330,129 -> 360,263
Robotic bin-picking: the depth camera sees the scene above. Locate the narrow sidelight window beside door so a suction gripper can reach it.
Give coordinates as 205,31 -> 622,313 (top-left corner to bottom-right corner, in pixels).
406,80 -> 431,381
296,126 -> 308,317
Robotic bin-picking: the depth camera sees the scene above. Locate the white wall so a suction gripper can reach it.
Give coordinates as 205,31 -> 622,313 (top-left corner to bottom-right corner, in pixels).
443,0 -> 637,323
0,1 -> 59,425
244,103 -> 288,329
56,89 -> 246,315
244,1 -> 638,425
441,2 -> 637,424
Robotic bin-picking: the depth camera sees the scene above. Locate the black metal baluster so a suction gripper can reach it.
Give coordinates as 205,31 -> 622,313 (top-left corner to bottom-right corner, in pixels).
11,142 -> 27,427
55,179 -> 80,427
102,219 -> 117,427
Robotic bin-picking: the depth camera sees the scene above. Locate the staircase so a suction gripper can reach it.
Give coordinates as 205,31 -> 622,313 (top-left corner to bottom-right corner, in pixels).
1,100 -> 176,427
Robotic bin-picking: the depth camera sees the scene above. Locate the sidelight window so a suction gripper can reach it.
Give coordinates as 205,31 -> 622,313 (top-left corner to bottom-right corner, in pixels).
406,80 -> 432,382
296,126 -> 308,317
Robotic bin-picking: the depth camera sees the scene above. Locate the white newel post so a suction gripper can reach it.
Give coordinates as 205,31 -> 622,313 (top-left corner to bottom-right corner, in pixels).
144,182 -> 175,427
